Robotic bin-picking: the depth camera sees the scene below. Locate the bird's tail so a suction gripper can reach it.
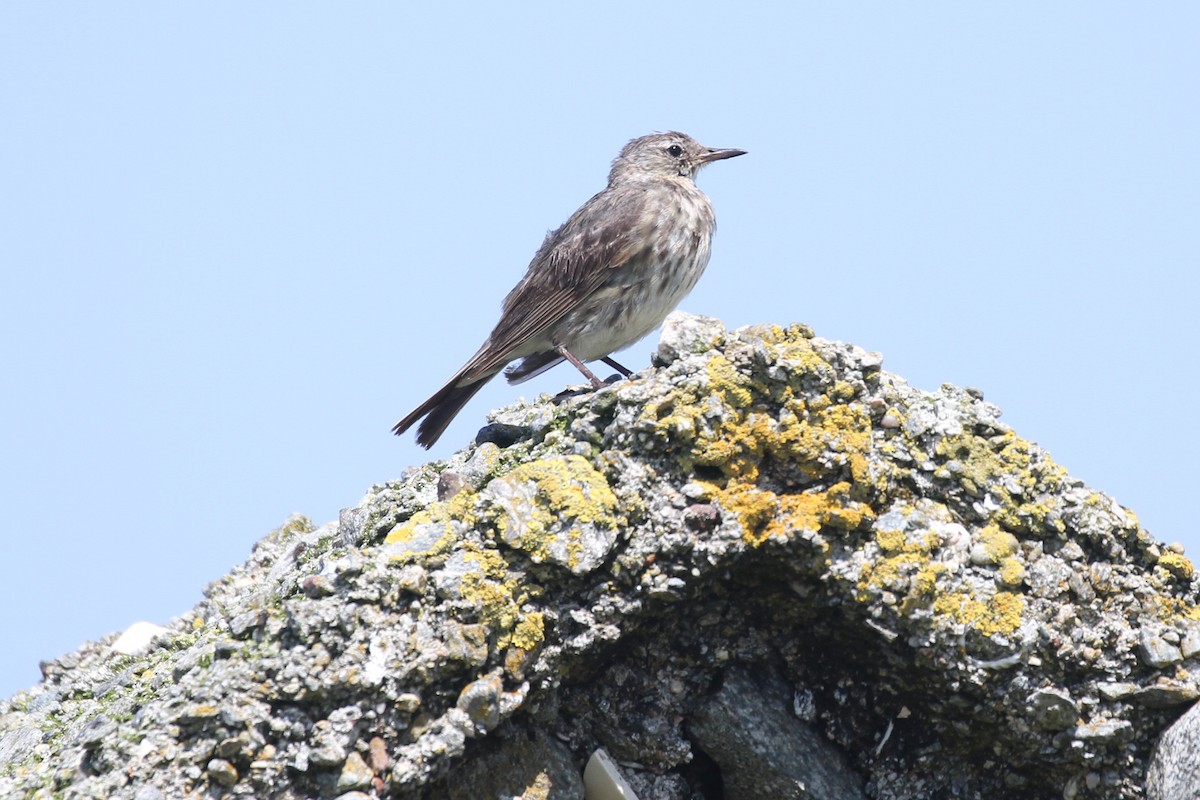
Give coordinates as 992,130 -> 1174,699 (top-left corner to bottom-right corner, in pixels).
392,372 -> 494,449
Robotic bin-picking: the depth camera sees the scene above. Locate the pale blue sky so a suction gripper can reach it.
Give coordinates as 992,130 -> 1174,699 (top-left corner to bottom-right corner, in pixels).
2,4 -> 1197,697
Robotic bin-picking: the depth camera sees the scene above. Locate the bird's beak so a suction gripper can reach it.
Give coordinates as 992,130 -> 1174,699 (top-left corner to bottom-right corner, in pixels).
698,147 -> 747,164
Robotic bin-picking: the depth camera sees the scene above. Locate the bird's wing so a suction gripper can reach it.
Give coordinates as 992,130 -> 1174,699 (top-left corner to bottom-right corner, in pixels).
459,187 -> 650,381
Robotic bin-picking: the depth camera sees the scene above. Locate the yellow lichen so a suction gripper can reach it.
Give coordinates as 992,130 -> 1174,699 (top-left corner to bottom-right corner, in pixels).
976,524 -> 1019,564
487,455 -> 619,568
935,431 -> 1067,534
384,487 -> 479,559
856,523 -> 945,612
831,381 -> 859,402
998,557 -> 1026,587
462,573 -> 515,632
1156,597 -> 1200,622
765,404 -> 874,484
689,397 -> 874,494
911,562 -> 946,596
934,590 -> 1025,636
717,481 -> 873,546
650,346 -> 879,548
509,611 -> 545,650
871,522 -> 942,558
705,355 -> 755,410
857,552 -> 925,594
716,485 -> 779,540
755,324 -> 827,377
875,527 -> 908,554
1158,552 -> 1195,580
455,548 -> 544,650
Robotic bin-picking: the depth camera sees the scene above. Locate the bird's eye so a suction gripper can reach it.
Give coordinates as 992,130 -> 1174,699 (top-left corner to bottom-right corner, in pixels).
667,144 -> 683,158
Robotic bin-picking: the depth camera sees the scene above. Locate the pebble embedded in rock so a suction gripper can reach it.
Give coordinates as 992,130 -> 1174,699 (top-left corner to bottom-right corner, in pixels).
456,674 -> 503,734
207,758 -> 238,788
1028,688 -> 1078,731
687,667 -> 867,799
1139,631 -> 1184,668
683,503 -> 720,531
301,574 -> 335,598
475,423 -> 530,448
437,471 -> 467,501
336,752 -> 374,792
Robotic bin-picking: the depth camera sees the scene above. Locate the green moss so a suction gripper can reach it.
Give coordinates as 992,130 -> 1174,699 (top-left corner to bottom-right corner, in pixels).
276,515 -> 315,539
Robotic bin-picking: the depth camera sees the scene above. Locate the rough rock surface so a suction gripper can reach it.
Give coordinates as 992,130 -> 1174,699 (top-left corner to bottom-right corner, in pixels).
1147,700 -> 1200,799
2,312 -> 1196,799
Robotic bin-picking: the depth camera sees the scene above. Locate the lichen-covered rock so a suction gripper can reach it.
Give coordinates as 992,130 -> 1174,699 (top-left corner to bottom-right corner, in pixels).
1,312 -> 1195,799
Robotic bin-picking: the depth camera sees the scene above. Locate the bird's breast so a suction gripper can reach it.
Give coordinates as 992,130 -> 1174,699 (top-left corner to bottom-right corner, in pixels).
554,181 -> 717,360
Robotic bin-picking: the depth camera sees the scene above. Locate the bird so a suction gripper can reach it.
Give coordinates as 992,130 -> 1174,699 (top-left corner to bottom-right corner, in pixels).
393,131 -> 745,448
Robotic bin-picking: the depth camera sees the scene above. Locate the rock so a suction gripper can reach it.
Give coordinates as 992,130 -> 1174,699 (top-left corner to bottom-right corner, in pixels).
1148,700 -> 1200,800
584,749 -> 641,800
0,725 -> 40,766
0,314 -> 1193,800
682,503 -> 720,531
1140,629 -> 1184,668
456,673 -> 503,734
1028,688 -> 1079,731
437,471 -> 468,501
1133,681 -> 1200,709
300,574 -> 335,598
654,310 -> 726,365
687,667 -> 866,799
336,751 -> 374,792
443,730 -> 583,800
206,758 -> 238,787
475,422 -> 530,448
483,455 -> 620,575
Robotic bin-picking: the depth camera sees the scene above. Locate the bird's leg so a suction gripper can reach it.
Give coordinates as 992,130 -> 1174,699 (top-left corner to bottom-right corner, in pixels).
555,344 -> 606,389
601,356 -> 633,377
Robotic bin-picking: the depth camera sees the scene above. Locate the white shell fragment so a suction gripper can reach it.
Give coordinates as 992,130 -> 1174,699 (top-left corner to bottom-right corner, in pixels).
583,748 -> 641,800
111,621 -> 169,656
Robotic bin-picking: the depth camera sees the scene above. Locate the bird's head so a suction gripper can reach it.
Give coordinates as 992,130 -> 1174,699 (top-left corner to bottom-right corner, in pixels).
609,131 -> 745,183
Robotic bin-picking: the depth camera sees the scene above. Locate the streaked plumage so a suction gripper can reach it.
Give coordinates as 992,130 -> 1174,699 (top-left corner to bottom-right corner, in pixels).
393,131 -> 745,447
